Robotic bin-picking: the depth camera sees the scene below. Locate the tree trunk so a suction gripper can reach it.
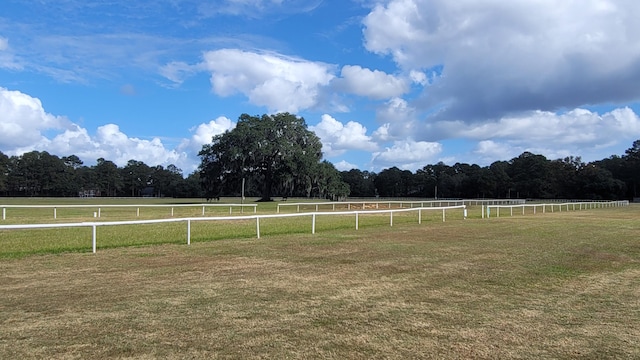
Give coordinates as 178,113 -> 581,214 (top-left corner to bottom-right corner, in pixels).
261,173 -> 273,201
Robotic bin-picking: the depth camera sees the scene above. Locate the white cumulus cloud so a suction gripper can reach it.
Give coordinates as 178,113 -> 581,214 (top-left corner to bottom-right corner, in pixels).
363,0 -> 640,121
372,140 -> 442,170
310,114 -> 378,157
336,65 -> 408,99
334,160 -> 358,171
201,49 -> 335,113
0,87 -> 218,173
449,107 -> 640,165
0,87 -> 68,149
190,117 -> 236,146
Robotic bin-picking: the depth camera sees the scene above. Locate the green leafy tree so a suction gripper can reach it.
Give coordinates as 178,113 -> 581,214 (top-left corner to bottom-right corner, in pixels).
624,139 -> 640,197
577,164 -> 626,199
508,152 -> 552,198
308,161 -> 350,200
489,161 -> 513,198
174,171 -> 205,198
149,164 -> 184,197
6,151 -> 62,196
0,151 -> 8,194
374,167 -> 402,197
546,157 -> 583,199
340,169 -> 376,197
93,158 -> 123,196
199,113 -> 323,201
59,155 -> 85,196
122,160 -> 151,197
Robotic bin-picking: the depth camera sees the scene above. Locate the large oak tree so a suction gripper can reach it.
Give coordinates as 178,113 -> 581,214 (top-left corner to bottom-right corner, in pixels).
198,113 -> 324,201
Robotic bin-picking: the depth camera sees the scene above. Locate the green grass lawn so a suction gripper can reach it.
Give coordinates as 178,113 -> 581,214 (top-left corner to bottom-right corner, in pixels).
0,198 -> 467,257
0,203 -> 638,358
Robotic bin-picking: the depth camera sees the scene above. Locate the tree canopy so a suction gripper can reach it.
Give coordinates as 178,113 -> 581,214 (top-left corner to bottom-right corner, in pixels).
1,137 -> 639,201
339,140 -> 640,201
0,150 -> 200,198
198,113 -> 349,201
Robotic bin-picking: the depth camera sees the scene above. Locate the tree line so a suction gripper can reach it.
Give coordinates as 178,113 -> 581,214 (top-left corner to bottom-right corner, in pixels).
0,152 -> 202,198
1,112 -> 638,200
342,141 -> 640,200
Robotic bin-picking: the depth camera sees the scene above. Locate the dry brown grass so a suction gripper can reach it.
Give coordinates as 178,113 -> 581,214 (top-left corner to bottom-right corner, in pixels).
1,205 -> 639,359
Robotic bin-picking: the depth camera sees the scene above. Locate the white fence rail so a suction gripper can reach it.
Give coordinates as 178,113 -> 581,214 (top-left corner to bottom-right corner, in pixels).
277,200 -> 461,213
0,205 -> 466,254
1,203 -> 257,220
277,200 -> 522,213
483,201 -> 629,218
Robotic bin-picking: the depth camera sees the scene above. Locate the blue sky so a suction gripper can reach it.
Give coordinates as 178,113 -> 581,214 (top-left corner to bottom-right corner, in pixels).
1,0 -> 640,175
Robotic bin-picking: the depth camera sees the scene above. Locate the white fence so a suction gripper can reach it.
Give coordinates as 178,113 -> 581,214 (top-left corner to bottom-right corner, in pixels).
0,205 -> 466,254
277,200 -> 462,213
483,200 -> 629,218
276,199 -> 522,213
0,203 -> 257,220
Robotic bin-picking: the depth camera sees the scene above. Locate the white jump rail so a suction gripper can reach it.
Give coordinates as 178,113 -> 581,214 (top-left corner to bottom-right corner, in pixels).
483,200 -> 629,218
0,205 -> 466,254
1,203 -> 257,220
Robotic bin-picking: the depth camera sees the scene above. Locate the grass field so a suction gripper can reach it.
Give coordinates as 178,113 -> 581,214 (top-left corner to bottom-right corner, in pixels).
0,198 -> 467,257
1,201 -> 639,358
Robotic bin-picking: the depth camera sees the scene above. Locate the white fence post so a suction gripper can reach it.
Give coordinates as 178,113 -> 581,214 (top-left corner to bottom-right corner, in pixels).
2,207 -> 5,220
92,225 -> 97,253
442,209 -> 445,222
256,217 -> 260,239
312,213 -> 316,234
355,212 -> 359,230
419,209 -> 422,224
390,212 -> 393,227
187,219 -> 191,245
54,208 -> 57,219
